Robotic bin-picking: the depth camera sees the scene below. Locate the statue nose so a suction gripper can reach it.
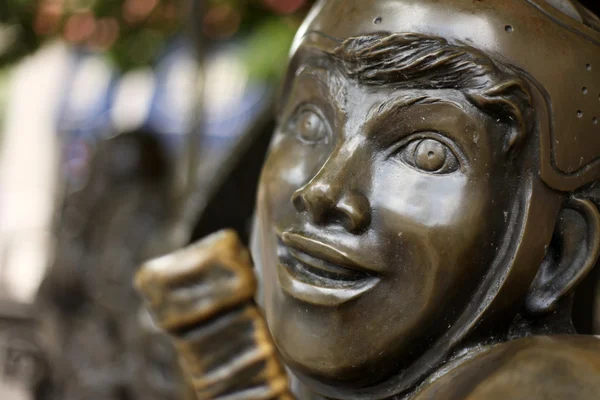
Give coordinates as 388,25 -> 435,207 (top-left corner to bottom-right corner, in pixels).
291,181 -> 371,233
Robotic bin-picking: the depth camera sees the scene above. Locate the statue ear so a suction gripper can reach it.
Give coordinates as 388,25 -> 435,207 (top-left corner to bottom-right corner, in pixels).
525,197 -> 600,316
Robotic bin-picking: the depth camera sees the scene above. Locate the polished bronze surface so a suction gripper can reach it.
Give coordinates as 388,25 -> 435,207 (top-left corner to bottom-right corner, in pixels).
139,1 -> 600,399
412,336 -> 600,400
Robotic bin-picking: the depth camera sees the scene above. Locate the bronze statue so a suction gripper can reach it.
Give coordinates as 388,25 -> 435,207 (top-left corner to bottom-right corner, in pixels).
137,1 -> 600,399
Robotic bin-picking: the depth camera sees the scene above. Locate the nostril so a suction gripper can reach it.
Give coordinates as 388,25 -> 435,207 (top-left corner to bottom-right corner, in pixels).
291,190 -> 307,212
292,182 -> 337,224
336,191 -> 371,233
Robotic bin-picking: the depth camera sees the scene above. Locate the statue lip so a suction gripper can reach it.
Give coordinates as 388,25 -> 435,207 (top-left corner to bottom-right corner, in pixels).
280,231 -> 376,276
275,231 -> 380,306
287,247 -> 366,281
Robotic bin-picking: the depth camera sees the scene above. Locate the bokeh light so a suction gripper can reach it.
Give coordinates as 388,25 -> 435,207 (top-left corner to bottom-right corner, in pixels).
203,4 -> 242,40
262,0 -> 307,14
63,11 -> 96,43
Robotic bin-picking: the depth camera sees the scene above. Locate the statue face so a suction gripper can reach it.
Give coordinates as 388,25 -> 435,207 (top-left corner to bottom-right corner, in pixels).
254,35 -> 526,387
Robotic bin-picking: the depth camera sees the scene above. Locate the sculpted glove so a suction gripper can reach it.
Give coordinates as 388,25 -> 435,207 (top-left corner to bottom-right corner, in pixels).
135,230 -> 293,400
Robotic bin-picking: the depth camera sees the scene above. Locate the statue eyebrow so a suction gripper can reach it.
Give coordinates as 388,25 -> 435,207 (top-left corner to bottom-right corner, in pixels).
331,32 -> 494,90
368,96 -> 438,120
362,96 -> 466,144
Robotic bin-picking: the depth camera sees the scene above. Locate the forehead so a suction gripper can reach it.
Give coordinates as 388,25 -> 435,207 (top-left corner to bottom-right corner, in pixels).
292,0 -> 500,57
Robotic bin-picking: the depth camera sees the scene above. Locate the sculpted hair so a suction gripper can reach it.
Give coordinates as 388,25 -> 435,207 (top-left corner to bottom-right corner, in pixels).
332,32 -> 533,151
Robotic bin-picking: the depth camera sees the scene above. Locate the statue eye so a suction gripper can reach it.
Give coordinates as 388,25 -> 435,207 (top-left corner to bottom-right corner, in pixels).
290,108 -> 329,144
398,138 -> 459,174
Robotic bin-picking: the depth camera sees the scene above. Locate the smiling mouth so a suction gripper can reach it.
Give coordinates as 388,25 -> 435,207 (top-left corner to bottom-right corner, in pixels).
276,232 -> 380,306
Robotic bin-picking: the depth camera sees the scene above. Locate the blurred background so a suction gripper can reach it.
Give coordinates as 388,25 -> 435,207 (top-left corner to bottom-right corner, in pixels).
1,1 -> 600,400
0,0 -> 312,399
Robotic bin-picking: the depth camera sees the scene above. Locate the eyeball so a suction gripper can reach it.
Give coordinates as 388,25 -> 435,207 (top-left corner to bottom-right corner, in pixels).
398,138 -> 459,174
290,108 -> 329,144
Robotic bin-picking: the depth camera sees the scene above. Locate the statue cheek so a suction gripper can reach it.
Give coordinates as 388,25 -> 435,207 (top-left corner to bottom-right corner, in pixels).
372,167 -> 473,230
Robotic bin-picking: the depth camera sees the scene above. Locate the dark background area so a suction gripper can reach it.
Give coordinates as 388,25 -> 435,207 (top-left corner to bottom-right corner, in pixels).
582,0 -> 600,16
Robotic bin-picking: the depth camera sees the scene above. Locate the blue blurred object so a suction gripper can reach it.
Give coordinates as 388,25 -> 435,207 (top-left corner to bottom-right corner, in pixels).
56,35 -> 273,205
196,42 -> 272,186
57,37 -> 197,192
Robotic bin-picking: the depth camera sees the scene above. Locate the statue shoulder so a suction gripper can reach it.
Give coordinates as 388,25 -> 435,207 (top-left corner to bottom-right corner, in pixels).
413,335 -> 600,400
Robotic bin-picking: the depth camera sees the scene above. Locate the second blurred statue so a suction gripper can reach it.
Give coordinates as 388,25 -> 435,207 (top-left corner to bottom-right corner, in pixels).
34,35 -> 198,400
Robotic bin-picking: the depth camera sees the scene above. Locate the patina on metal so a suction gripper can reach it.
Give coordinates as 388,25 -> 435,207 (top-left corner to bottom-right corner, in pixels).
137,1 -> 600,399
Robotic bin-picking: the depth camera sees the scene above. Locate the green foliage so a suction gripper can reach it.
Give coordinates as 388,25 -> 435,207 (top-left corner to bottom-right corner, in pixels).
0,0 -> 182,70
242,17 -> 297,81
